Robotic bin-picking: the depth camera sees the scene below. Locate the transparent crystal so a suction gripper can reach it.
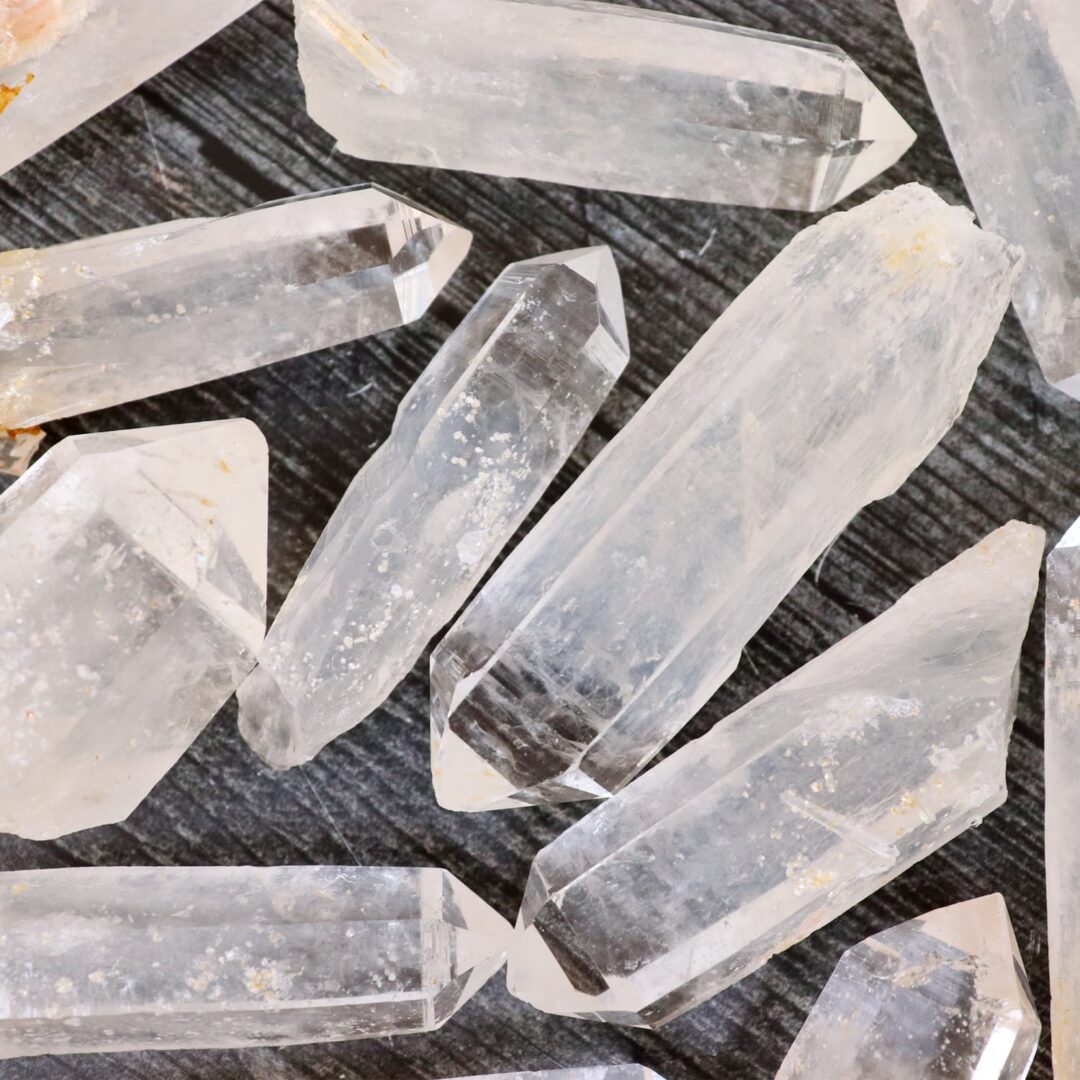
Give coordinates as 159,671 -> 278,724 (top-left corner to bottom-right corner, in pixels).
431,184 -> 1022,813
238,248 -> 628,769
0,865 -> 512,1057
295,0 -> 914,210
777,895 -> 1039,1079
451,1071 -> 664,1080
0,184 -> 472,428
0,425 -> 44,476
0,419 -> 268,840
0,0 -> 259,175
506,522 -> 1043,1027
895,0 -> 1080,395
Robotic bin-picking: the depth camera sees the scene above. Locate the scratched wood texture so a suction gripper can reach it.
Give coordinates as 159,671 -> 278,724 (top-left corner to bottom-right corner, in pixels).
0,0 -> 1070,1076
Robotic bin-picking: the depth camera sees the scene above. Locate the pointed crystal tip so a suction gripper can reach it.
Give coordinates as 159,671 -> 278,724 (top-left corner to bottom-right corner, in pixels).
236,664 -> 312,769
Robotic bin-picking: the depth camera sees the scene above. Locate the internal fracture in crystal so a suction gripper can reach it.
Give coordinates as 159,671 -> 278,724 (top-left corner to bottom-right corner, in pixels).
295,0 -> 914,210
895,0 -> 1080,396
431,184 -> 1022,813
0,0 -> 259,175
238,248 -> 628,769
0,420 -> 268,840
777,895 -> 1039,1080
0,865 -> 511,1057
507,523 -> 1043,1027
0,185 -> 471,428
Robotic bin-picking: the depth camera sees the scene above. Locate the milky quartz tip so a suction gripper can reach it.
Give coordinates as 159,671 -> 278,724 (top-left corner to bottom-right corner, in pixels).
432,183 -> 1022,814
896,0 -> 1080,397
448,1071 -> 665,1080
0,184 -> 472,428
295,0 -> 914,209
507,522 -> 1043,1027
777,895 -> 1039,1079
0,865 -> 512,1057
0,0 -> 260,175
0,419 -> 268,840
238,246 -> 628,769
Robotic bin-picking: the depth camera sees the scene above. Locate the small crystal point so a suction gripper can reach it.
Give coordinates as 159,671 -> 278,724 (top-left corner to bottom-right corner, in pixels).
896,0 -> 1080,395
506,522 -> 1043,1027
449,1071 -> 665,1080
0,185 -> 472,428
431,184 -> 1023,814
777,895 -> 1040,1079
295,0 -> 913,210
0,865 -> 511,1057
239,246 -> 629,769
0,419 -> 268,840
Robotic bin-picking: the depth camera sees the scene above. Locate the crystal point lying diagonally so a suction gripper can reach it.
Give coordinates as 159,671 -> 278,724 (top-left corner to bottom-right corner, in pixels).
238,247 -> 629,769
295,0 -> 914,210
431,183 -> 1023,813
507,522 -> 1043,1028
0,184 -> 471,428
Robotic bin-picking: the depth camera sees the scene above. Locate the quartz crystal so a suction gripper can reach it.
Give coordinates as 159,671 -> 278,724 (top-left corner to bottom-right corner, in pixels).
0,425 -> 44,476
1045,516 -> 1080,1077
507,522 -> 1043,1027
895,0 -> 1080,395
450,1071 -> 663,1080
431,184 -> 1022,813
0,0 -> 259,175
777,895 -> 1039,1079
0,419 -> 268,840
238,248 -> 628,769
0,864 -> 512,1057
295,0 -> 915,210
0,185 -> 472,428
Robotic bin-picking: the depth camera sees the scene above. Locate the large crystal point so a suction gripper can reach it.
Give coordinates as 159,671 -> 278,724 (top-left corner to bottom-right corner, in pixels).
431,184 -> 1022,813
777,895 -> 1039,1079
1046,517 -> 1080,1077
0,185 -> 472,428
507,522 -> 1043,1027
895,1 -> 1080,395
450,1071 -> 663,1080
0,0 -> 259,175
238,248 -> 629,769
0,419 -> 268,840
295,0 -> 914,210
0,864 -> 511,1057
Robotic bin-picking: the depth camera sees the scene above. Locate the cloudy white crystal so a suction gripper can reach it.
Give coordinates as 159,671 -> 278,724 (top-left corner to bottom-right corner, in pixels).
295,0 -> 914,210
0,419 -> 267,840
0,185 -> 471,428
0,865 -> 512,1057
507,522 -> 1043,1028
238,248 -> 628,769
431,184 -> 1023,813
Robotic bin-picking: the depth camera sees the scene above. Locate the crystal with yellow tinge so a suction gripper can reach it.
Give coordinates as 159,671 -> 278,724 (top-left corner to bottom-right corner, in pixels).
507,523 -> 1043,1028
0,865 -> 512,1057
777,895 -> 1039,1079
295,0 -> 914,210
0,426 -> 44,476
0,185 -> 472,428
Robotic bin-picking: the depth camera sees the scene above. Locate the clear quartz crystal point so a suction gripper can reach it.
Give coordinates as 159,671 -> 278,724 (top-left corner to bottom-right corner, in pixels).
449,1071 -> 664,1080
0,419 -> 268,840
777,895 -> 1039,1080
895,0 -> 1080,396
0,185 -> 472,428
506,522 -> 1044,1028
431,184 -> 1023,814
0,0 -> 260,175
238,248 -> 629,769
294,0 -> 914,210
1045,516 -> 1080,1077
0,865 -> 512,1058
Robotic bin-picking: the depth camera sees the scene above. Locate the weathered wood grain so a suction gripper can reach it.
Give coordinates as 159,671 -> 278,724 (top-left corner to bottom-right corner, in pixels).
0,0 -> 1071,1076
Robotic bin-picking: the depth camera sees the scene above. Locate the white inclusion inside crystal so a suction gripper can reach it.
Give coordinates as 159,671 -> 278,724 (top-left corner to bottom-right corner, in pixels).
433,726 -> 521,811
456,529 -> 489,566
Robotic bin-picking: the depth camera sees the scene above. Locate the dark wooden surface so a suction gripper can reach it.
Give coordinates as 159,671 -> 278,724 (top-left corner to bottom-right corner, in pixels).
0,1 -> 1069,1076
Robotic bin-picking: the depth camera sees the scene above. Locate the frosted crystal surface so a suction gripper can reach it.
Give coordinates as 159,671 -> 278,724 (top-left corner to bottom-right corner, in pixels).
449,1071 -> 664,1080
295,0 -> 914,210
238,248 -> 628,768
431,184 -> 1022,813
0,185 -> 471,427
507,522 -> 1043,1027
0,865 -> 512,1057
777,895 -> 1039,1079
0,419 -> 268,840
